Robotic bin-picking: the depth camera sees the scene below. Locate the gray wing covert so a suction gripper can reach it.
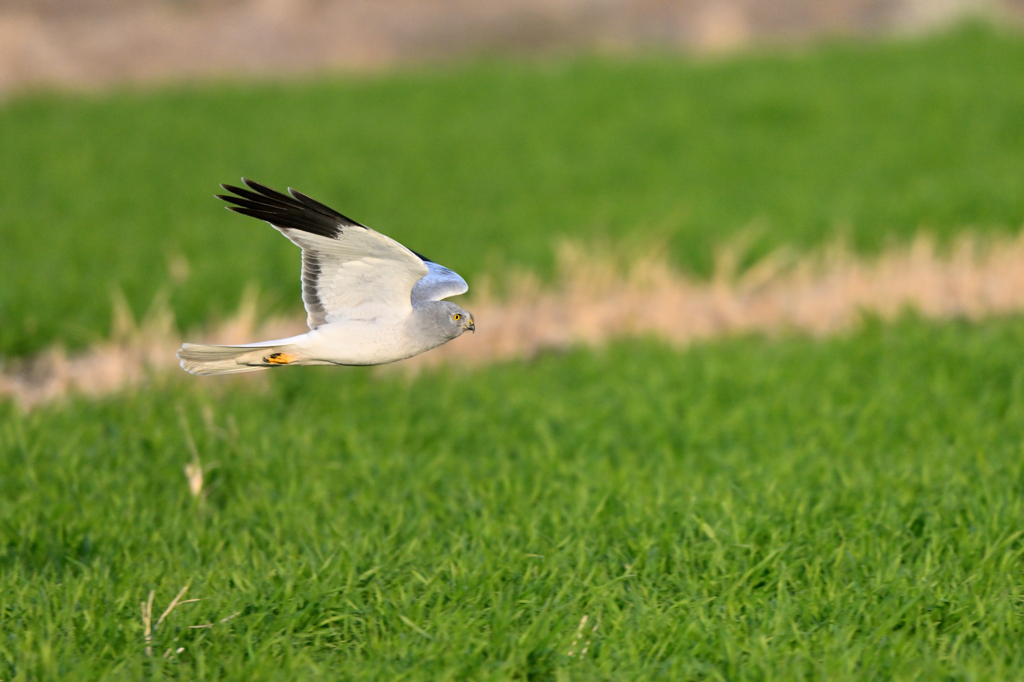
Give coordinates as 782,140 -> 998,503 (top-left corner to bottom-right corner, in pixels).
411,260 -> 469,303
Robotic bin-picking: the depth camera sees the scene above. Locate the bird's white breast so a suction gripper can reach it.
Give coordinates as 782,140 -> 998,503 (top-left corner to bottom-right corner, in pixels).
297,317 -> 440,366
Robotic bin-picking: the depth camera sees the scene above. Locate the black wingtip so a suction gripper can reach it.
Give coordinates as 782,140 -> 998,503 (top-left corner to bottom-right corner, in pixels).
240,178 -> 286,200
214,178 -> 364,238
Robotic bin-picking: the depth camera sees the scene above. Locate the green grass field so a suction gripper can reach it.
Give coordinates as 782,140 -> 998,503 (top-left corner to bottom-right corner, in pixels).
3,319 -> 1024,679
3,26 -> 1024,356
4,23 -> 1024,680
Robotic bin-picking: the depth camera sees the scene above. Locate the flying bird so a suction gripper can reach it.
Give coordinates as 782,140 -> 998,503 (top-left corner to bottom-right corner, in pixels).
177,179 -> 474,375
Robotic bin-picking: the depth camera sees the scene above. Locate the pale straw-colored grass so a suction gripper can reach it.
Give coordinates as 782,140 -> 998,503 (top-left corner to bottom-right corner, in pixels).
4,231 -> 1024,408
400,231 -> 1024,370
0,286 -> 302,409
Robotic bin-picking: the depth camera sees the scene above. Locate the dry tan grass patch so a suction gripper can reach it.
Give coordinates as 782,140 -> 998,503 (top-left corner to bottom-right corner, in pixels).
0,287 -> 303,409
4,231 -> 1024,408
399,231 -> 1024,370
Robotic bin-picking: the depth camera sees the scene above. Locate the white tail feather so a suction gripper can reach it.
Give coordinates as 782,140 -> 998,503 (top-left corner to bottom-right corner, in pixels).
177,343 -> 288,376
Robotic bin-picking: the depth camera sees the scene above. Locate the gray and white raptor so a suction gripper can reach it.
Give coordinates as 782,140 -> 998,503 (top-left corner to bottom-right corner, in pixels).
177,179 -> 474,376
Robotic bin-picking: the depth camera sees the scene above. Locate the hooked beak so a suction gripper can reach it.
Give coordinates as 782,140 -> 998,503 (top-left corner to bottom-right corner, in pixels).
464,315 -> 475,333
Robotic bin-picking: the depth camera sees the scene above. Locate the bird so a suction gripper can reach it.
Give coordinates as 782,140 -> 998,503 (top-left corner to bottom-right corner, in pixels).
177,179 -> 475,375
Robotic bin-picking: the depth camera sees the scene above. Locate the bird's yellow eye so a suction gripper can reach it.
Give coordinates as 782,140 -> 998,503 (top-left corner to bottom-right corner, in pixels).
453,313 -> 461,321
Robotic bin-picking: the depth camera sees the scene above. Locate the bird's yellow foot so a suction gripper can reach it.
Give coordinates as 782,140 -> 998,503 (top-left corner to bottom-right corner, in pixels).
264,352 -> 298,365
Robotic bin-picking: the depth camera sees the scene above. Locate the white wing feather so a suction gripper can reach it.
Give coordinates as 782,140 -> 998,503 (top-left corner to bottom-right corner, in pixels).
218,179 -> 467,330
276,228 -> 428,327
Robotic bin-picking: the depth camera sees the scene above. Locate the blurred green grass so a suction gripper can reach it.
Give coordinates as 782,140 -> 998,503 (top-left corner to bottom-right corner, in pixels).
3,25 -> 1024,356
3,317 -> 1024,679
6,25 -> 1024,679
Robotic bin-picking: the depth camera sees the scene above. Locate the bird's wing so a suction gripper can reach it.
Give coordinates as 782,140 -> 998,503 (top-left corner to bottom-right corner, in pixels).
410,257 -> 469,304
218,179 -> 429,329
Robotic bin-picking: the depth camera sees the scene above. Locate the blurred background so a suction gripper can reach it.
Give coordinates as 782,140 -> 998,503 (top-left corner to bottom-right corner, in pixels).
3,0 -> 1024,392
2,0 -> 1023,91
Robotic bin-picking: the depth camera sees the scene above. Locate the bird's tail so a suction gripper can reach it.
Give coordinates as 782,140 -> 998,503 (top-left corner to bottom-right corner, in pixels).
176,342 -> 303,376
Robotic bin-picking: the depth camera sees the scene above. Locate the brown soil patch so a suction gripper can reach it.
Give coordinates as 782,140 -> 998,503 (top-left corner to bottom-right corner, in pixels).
1,0 -> 1021,95
5,232 -> 1024,408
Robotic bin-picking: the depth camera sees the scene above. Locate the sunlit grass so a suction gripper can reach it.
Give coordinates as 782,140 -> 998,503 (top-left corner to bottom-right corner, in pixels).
4,24 -> 1024,680
2,317 -> 1024,678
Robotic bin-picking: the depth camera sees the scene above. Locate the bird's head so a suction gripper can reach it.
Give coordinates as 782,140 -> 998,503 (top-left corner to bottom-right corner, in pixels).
432,301 -> 475,338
